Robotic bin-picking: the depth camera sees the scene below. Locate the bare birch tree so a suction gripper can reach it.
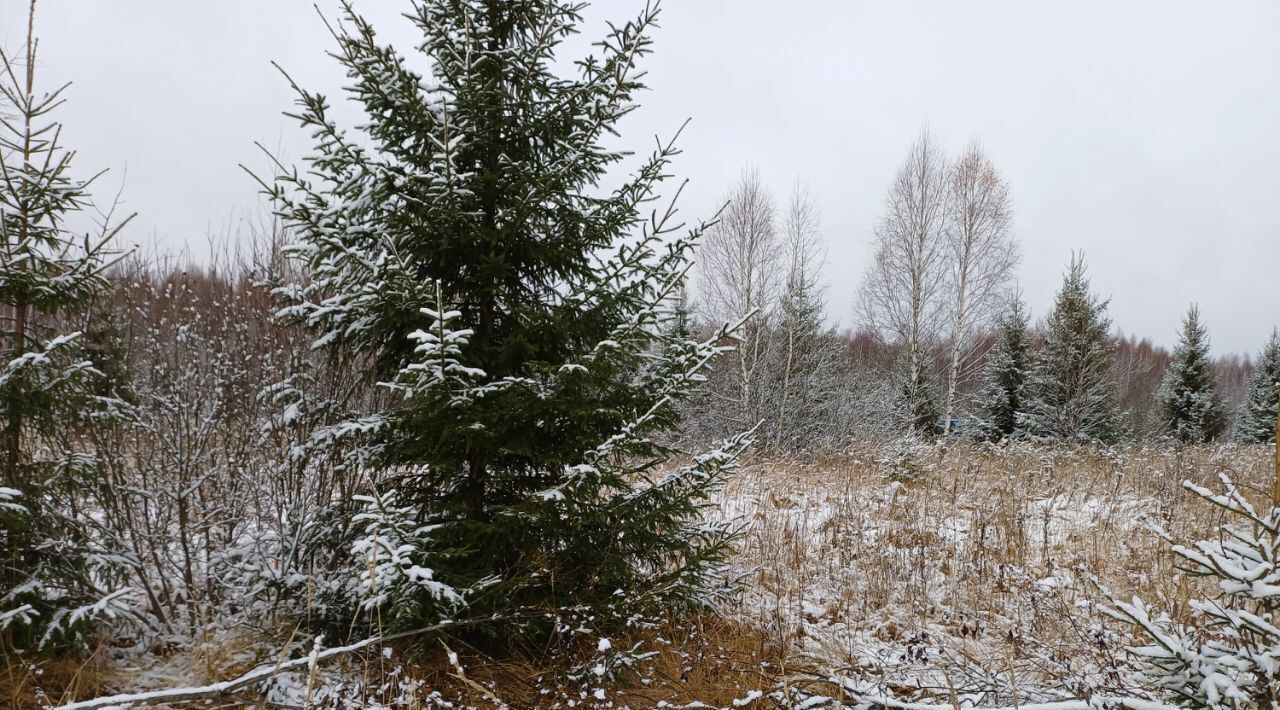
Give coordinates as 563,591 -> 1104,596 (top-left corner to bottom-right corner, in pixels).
940,143 -> 1018,433
698,168 -> 780,429
857,130 -> 950,433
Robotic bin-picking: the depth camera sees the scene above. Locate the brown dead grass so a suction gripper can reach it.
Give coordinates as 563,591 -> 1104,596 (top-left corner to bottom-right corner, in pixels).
0,644 -> 114,709
13,615 -> 796,708
391,613 -> 791,708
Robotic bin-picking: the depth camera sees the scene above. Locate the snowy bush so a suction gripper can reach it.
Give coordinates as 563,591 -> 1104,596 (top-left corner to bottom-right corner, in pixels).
350,490 -> 466,623
1099,472 -> 1280,708
0,480 -> 141,649
878,437 -> 936,482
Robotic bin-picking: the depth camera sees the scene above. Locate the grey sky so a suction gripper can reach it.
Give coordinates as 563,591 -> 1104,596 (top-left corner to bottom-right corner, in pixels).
3,1 -> 1277,355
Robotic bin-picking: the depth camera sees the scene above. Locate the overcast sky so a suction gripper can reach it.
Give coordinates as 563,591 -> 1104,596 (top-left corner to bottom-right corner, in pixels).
3,1 -> 1277,355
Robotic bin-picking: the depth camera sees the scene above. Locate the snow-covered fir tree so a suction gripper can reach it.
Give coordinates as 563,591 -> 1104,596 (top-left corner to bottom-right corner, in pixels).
1156,304 -> 1225,443
0,8 -> 135,648
264,0 -> 747,636
1237,328 -> 1279,444
1020,255 -> 1121,443
976,295 -> 1030,440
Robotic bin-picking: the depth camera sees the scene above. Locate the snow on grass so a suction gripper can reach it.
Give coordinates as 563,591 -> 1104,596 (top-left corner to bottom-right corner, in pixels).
709,442 -> 1274,705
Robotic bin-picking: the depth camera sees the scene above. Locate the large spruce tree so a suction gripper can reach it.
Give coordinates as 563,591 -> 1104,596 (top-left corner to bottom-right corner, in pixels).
265,0 -> 746,635
976,295 -> 1030,440
1237,329 -> 1280,444
1020,255 -> 1121,443
0,6 -> 134,647
1156,305 -> 1224,443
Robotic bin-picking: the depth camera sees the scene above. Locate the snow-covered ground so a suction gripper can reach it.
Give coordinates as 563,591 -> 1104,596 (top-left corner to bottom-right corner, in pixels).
38,443 -> 1276,708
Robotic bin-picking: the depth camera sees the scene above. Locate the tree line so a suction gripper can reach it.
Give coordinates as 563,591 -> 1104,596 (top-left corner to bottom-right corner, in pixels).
681,131 -> 1278,448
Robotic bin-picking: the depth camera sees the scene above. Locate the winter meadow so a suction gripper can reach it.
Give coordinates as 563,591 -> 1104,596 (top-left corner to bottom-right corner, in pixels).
1,0 -> 1279,708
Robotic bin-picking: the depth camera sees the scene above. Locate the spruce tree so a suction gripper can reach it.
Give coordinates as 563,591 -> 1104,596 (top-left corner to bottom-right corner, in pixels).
0,5 -> 134,647
665,282 -> 694,344
1238,329 -> 1280,444
1156,305 -> 1225,443
976,295 -> 1030,440
264,0 -> 746,636
1021,255 -> 1121,443
900,356 -> 941,436
772,240 -> 842,448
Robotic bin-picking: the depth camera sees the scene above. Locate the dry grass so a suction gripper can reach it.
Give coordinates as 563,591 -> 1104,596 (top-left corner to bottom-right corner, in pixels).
385,613 -> 789,708
14,612 -> 794,708
0,644 -> 114,708
716,441 -> 1276,700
